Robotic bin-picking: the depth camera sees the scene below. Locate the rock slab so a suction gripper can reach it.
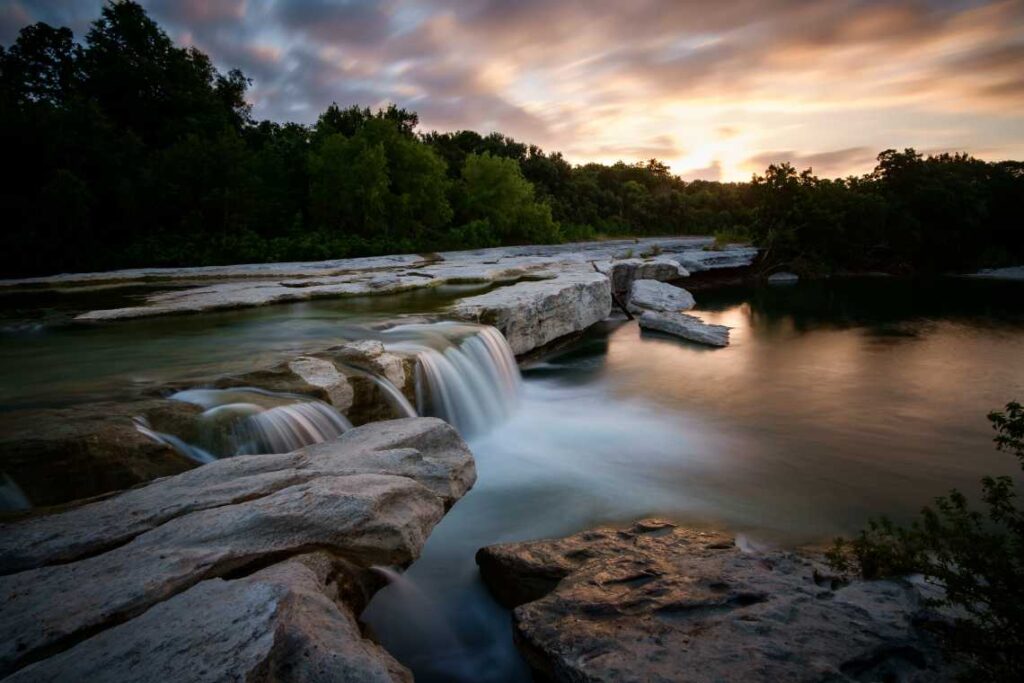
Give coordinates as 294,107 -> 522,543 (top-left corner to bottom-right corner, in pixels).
0,418 -> 475,681
638,310 -> 730,347
477,520 -> 955,683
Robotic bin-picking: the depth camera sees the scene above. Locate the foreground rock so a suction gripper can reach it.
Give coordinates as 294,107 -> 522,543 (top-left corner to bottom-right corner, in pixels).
639,310 -> 730,347
627,279 -> 696,314
477,520 -> 954,683
450,271 -> 611,356
0,417 -> 474,680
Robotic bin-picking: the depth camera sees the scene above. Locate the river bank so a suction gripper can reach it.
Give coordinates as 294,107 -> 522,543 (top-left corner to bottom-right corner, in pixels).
3,244 -> 1022,681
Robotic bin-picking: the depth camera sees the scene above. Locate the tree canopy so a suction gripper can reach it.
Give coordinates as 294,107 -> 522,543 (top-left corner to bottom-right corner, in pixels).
1,2 -> 1021,276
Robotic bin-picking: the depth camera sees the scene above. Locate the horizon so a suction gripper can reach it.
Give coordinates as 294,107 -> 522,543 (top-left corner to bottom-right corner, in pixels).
3,0 -> 1022,181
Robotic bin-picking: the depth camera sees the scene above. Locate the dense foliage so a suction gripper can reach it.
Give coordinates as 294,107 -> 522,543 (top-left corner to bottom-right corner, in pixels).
827,402 -> 1024,681
1,2 -> 1021,276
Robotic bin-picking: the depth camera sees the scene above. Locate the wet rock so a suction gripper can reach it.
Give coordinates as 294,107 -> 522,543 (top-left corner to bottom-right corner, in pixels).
0,418 -> 474,679
639,310 -> 730,347
5,552 -> 411,683
0,417 -> 473,575
768,271 -> 799,285
0,400 -> 200,508
965,265 -> 1024,281
477,520 -> 955,683
450,271 -> 611,356
627,279 -> 697,314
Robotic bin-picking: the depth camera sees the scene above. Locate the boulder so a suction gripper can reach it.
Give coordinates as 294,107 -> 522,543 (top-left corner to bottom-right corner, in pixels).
450,271 -> 611,356
767,271 -> 799,285
5,552 -> 411,683
477,520 -> 955,683
639,310 -> 730,347
0,418 -> 475,679
627,279 -> 696,314
0,400 -> 201,508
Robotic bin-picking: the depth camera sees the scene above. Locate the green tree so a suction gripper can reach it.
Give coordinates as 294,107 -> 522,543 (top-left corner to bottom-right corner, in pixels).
458,152 -> 559,244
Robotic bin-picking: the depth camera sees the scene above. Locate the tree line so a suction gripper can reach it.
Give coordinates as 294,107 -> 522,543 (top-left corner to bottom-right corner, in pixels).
1,1 -> 1021,277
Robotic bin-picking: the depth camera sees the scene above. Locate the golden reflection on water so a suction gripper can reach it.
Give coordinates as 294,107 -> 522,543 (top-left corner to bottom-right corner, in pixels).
600,301 -> 1024,538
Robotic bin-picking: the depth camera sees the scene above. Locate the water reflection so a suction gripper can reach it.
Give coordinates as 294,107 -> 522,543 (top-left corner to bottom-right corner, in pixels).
364,278 -> 1024,683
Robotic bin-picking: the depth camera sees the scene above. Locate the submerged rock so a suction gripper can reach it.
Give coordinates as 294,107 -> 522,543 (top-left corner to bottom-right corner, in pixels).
477,520 -> 955,683
0,417 -> 474,680
768,271 -> 800,285
639,310 -> 730,347
627,279 -> 696,314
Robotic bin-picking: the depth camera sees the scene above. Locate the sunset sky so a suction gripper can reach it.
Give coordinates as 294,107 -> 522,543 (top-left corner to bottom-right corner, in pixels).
3,0 -> 1023,181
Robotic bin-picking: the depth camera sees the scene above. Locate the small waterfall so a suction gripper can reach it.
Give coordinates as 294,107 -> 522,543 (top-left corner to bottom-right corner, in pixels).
0,473 -> 31,512
136,387 -> 354,459
133,417 -> 216,464
368,374 -> 418,419
231,401 -> 351,455
383,323 -> 521,437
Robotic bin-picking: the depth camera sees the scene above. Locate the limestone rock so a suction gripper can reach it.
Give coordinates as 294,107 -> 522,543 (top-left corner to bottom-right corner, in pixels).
288,355 -> 355,411
0,400 -> 200,508
0,417 -> 472,575
627,279 -> 696,314
6,552 -> 411,683
477,520 -> 955,683
596,258 -> 688,295
450,271 -> 611,356
675,245 -> 759,272
639,310 -> 730,347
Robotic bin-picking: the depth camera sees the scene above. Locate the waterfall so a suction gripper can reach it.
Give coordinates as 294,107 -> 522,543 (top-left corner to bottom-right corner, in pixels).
231,401 -> 351,455
154,387 -> 352,458
383,323 -> 521,437
133,416 -> 216,464
368,374 -> 418,419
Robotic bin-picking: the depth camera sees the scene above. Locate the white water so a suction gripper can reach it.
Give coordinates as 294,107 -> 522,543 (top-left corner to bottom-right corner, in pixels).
161,387 -> 352,457
384,323 -> 521,436
368,374 -> 418,419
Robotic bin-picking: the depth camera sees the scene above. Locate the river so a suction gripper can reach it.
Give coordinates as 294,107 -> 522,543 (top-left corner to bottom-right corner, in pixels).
2,275 -> 1023,681
363,276 -> 1024,682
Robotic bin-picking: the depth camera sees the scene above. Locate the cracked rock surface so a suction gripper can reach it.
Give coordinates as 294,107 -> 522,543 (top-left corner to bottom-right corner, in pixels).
0,417 -> 475,682
476,519 -> 955,683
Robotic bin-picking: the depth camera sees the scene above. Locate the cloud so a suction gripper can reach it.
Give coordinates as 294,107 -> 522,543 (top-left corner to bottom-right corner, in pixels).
743,147 -> 878,176
2,0 -> 1022,175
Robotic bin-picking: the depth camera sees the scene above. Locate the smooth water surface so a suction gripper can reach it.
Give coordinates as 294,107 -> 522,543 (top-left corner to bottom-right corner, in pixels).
0,282 -> 493,410
363,277 -> 1024,682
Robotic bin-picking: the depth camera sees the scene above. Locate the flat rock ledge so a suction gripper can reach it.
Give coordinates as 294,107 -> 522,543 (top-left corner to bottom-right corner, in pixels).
0,417 -> 475,682
639,310 -> 730,347
476,520 -> 956,683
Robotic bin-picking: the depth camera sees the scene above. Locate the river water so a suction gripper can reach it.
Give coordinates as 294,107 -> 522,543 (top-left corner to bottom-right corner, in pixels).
363,276 -> 1024,682
2,276 -> 1023,680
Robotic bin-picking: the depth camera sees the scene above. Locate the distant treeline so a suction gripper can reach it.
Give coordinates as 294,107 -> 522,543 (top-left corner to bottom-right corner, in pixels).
1,2 -> 1021,277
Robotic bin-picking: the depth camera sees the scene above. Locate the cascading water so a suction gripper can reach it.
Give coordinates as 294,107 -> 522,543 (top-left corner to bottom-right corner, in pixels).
136,387 -> 352,459
382,323 -> 521,437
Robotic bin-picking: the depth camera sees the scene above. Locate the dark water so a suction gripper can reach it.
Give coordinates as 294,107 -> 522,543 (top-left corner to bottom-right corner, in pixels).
362,277 -> 1024,682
